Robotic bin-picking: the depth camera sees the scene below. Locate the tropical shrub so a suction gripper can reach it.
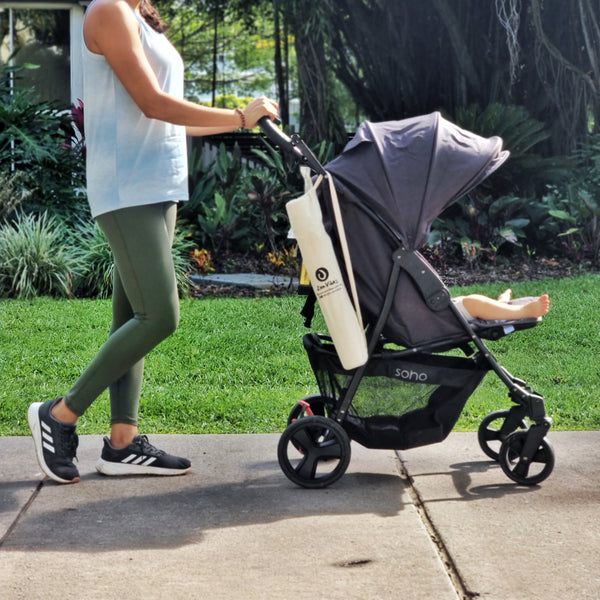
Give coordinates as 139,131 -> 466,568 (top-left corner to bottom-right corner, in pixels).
453,103 -> 573,197
182,143 -> 255,254
246,170 -> 293,254
171,225 -> 196,297
0,211 -> 82,298
512,134 -> 600,265
567,134 -> 600,264
537,185 -> 600,265
251,134 -> 335,197
183,142 -> 289,257
0,170 -> 31,221
430,193 -> 532,266
70,218 -> 114,299
426,104 -> 578,265
181,131 -> 338,263
0,65 -> 87,222
249,134 -> 336,252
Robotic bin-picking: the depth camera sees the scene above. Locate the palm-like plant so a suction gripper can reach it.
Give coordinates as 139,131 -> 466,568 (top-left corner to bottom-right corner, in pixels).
0,211 -> 82,298
453,103 -> 572,196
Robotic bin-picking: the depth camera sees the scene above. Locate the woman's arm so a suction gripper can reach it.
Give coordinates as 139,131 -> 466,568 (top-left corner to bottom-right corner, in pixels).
186,125 -> 241,137
84,0 -> 277,130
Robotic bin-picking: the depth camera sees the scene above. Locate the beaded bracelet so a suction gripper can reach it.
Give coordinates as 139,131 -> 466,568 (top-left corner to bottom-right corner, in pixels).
235,107 -> 246,130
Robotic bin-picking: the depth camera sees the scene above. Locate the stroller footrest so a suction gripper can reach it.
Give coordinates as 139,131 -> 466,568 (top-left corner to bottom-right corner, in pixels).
472,317 -> 539,340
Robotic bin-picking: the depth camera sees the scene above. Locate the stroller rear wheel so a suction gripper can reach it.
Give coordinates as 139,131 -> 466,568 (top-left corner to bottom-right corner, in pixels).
278,416 -> 351,489
478,409 -> 528,461
287,394 -> 327,425
287,395 -> 328,454
498,430 -> 555,485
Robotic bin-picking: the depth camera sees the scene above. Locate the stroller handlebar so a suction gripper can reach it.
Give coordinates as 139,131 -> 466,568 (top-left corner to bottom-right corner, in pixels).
258,117 -> 326,175
258,116 -> 294,151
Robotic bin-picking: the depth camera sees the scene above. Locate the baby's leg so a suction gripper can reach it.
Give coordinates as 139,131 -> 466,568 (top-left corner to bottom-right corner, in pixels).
462,294 -> 550,321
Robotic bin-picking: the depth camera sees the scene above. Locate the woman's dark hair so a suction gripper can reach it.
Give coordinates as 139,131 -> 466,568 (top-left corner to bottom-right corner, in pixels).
140,0 -> 170,33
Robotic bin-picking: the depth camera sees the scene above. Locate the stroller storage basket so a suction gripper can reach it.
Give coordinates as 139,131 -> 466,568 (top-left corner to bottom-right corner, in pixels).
304,334 -> 488,450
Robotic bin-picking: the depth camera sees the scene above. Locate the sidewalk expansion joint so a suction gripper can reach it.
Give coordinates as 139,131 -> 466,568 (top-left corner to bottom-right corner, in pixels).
394,452 -> 480,600
0,480 -> 43,548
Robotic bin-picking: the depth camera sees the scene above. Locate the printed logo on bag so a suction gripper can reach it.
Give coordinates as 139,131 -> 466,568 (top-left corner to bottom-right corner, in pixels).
394,368 -> 428,382
314,267 -> 343,299
315,267 -> 329,282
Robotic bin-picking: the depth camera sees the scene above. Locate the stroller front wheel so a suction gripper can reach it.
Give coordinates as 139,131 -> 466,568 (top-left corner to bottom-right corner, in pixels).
278,416 -> 351,489
498,430 -> 555,485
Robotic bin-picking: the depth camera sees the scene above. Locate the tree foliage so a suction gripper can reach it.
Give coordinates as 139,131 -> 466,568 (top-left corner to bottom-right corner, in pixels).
302,0 -> 600,155
154,0 -> 279,103
118,2 -> 600,157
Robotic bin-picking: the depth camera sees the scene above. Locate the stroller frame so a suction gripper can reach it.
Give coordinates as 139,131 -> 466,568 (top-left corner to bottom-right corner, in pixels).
258,118 -> 554,489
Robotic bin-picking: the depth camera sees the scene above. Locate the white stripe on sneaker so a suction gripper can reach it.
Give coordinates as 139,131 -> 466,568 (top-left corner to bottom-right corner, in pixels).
41,421 -> 56,454
121,454 -> 157,466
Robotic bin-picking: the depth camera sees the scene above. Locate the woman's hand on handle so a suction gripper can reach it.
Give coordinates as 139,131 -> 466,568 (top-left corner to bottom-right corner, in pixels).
241,96 -> 279,129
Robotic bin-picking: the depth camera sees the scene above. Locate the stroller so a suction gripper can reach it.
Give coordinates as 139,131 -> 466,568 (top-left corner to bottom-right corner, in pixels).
258,113 -> 554,489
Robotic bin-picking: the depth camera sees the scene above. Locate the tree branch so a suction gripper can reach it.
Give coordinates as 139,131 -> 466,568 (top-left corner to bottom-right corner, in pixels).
531,0 -> 597,96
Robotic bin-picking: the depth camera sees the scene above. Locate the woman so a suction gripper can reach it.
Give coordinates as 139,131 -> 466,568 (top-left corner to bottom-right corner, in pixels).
27,0 -> 279,484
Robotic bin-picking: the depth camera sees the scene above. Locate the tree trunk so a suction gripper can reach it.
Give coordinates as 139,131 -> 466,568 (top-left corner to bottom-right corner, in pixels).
282,0 -> 346,147
272,0 -> 289,126
211,3 -> 218,107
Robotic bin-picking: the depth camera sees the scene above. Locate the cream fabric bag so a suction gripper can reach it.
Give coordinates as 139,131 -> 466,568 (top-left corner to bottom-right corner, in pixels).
286,168 -> 368,369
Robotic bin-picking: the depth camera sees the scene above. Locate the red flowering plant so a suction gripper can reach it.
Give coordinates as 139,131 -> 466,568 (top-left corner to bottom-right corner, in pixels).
64,98 -> 85,161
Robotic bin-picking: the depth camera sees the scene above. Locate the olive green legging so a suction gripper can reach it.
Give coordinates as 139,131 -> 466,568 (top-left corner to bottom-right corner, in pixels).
64,201 -> 179,425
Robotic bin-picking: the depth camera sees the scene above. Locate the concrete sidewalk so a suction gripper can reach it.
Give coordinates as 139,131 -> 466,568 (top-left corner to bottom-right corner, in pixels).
1,432 -> 599,600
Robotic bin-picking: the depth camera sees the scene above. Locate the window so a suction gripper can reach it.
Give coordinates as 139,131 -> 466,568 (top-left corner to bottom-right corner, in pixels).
0,7 -> 71,107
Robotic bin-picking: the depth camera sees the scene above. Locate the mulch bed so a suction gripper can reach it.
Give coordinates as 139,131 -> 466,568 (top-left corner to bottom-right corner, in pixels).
436,256 -> 582,287
191,254 -> 591,299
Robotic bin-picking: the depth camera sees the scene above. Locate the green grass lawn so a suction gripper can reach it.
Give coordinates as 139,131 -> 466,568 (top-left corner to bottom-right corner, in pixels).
1,274 -> 599,436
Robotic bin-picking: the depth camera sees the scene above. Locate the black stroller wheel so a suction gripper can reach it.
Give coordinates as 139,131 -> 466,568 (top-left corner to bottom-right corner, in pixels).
287,394 -> 327,426
498,430 -> 555,485
478,410 -> 528,461
278,416 -> 351,489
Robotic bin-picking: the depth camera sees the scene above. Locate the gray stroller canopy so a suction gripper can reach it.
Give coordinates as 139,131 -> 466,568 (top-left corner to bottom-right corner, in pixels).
320,112 -> 509,347
325,111 -> 509,250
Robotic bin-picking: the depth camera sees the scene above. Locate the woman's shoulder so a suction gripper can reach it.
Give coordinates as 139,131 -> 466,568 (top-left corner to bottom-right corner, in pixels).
84,0 -> 140,53
86,0 -> 138,25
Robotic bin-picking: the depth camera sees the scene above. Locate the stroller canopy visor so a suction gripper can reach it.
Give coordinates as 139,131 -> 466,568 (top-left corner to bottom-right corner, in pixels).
325,112 -> 509,250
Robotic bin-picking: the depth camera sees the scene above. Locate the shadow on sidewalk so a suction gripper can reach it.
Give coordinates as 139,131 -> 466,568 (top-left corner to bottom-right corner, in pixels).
2,466 -> 407,552
404,459 -> 541,502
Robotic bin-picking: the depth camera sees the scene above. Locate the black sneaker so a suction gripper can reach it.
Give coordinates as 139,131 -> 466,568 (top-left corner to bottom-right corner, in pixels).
27,399 -> 80,484
95,434 -> 191,476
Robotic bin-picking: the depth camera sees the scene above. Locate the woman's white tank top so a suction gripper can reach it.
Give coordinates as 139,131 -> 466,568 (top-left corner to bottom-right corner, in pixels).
82,11 -> 189,218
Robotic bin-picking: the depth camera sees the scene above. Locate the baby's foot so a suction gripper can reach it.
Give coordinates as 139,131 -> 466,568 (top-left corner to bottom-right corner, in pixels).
497,288 -> 512,303
524,294 -> 550,318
